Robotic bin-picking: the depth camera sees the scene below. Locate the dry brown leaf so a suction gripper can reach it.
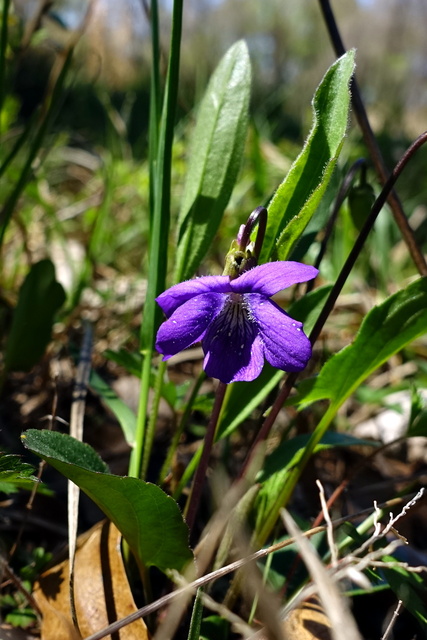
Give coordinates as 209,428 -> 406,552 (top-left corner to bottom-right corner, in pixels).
282,599 -> 333,640
33,520 -> 149,640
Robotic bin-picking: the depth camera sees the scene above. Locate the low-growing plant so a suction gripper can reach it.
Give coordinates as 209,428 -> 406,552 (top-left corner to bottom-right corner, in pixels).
1,1 -> 427,639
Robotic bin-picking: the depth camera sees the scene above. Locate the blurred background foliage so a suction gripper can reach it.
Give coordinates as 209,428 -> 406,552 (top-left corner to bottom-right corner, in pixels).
10,0 -> 427,138
1,0 -> 427,313
1,4 -> 427,634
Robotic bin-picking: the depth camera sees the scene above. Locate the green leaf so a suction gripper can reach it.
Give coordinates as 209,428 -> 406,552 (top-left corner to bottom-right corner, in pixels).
200,616 -> 230,640
0,453 -> 38,493
295,277 -> 427,411
407,388 -> 427,437
162,379 -> 192,410
254,432 -> 377,532
176,40 -> 251,280
0,453 -> 37,479
5,260 -> 66,372
257,431 -> 377,484
289,169 -> 341,262
89,371 -> 137,447
382,557 -> 427,626
287,284 -> 333,331
260,50 -> 355,262
407,409 -> 427,437
218,364 -> 283,441
187,589 -> 204,640
22,430 -> 193,573
5,609 -> 37,629
104,348 -> 143,378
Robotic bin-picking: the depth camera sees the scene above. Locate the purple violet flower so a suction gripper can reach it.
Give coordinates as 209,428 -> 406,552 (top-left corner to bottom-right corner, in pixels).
155,261 -> 318,384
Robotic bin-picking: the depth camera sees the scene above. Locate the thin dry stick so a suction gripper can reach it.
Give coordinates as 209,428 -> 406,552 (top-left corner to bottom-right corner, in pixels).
8,375 -> 60,560
19,0 -> 51,50
279,542 -> 417,632
318,0 -> 427,277
0,562 -> 42,616
154,460 -> 264,640
316,480 -> 338,567
277,492 -> 426,638
310,430 -> 426,535
284,441 -> 425,593
82,493 -> 418,640
68,322 -> 93,632
281,509 -> 363,640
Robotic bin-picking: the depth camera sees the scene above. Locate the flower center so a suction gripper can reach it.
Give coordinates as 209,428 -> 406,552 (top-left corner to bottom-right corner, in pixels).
207,293 -> 255,345
224,294 -> 246,334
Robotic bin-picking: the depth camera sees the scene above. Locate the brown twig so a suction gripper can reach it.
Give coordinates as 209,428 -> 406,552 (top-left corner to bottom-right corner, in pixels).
82,492 -> 420,640
8,376 -> 60,561
185,382 -> 228,533
240,131 -> 427,479
0,563 -> 42,617
318,0 -> 427,277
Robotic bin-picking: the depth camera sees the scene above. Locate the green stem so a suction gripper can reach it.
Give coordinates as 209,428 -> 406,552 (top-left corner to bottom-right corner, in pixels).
158,371 -> 206,486
187,588 -> 204,640
256,403 -> 336,546
172,444 -> 202,501
0,0 -> 11,123
130,0 -> 184,479
0,114 -> 36,180
130,353 -> 152,479
148,0 -> 161,217
140,359 -> 165,480
185,382 -> 227,533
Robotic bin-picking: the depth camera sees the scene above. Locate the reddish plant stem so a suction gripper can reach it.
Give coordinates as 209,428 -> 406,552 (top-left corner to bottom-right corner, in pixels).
283,434 -> 420,598
308,157 -> 367,287
240,131 -> 427,478
318,0 -> 427,277
311,432 -> 412,533
185,381 -> 227,533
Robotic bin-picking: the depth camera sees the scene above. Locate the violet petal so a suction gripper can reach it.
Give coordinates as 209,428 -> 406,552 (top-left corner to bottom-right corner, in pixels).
248,294 -> 312,371
156,275 -> 231,317
155,293 -> 226,359
230,262 -> 318,297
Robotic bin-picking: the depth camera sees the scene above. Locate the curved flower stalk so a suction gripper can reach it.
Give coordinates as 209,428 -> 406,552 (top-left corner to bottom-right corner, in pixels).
155,261 -> 318,384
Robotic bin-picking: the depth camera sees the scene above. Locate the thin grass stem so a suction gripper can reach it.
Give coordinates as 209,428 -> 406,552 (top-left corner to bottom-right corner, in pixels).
148,0 -> 161,218
0,0 -> 11,124
141,359 -> 165,480
158,371 -> 206,486
131,0 -> 184,479
0,47 -> 74,246
0,115 -> 36,180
